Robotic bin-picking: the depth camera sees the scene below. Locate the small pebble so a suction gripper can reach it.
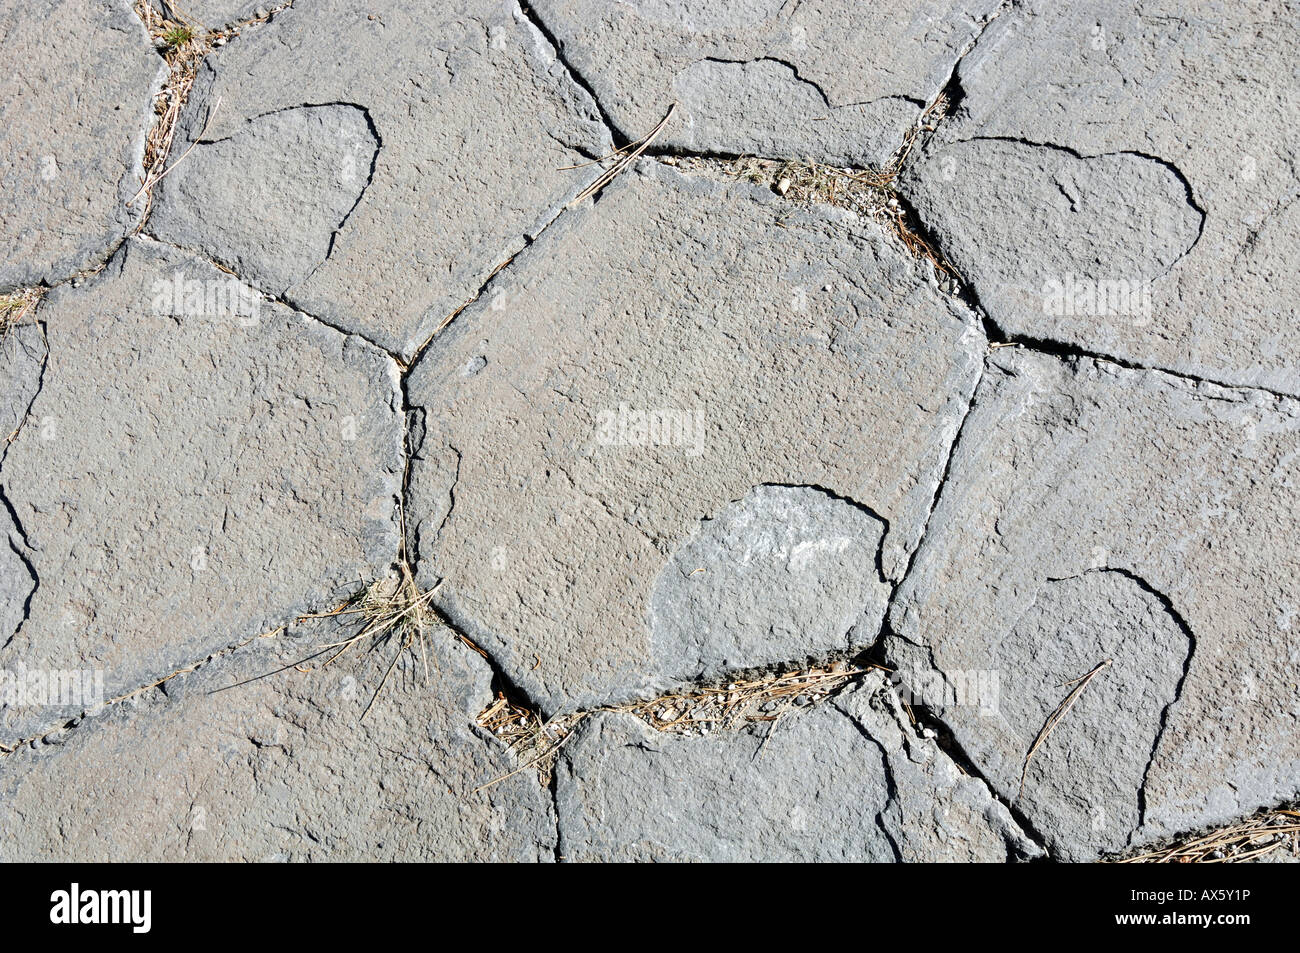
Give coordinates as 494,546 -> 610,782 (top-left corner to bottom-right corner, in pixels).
795,694 -> 811,706
760,701 -> 777,713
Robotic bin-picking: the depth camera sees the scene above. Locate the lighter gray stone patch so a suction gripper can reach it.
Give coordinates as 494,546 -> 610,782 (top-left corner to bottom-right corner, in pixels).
902,139 -> 1203,345
0,0 -> 166,288
150,104 -> 379,297
0,238 -> 404,740
649,485 -> 889,683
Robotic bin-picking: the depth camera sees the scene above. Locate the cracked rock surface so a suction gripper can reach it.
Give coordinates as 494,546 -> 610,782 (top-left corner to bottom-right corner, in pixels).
149,0 -> 611,359
0,615 -> 555,861
556,673 -> 1040,862
901,0 -> 1300,394
887,349 -> 1300,860
405,162 -> 982,713
0,0 -> 165,288
529,0 -> 1003,166
0,238 -> 404,740
1,0 -> 1296,863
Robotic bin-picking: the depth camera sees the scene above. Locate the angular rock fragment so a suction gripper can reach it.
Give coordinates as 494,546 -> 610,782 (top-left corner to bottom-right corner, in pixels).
0,620 -> 555,861
150,0 -> 611,358
405,162 -> 983,712
901,0 -> 1300,393
886,348 -> 1300,859
0,238 -> 404,741
554,675 -> 1039,861
530,0 -> 1003,165
0,0 -> 165,287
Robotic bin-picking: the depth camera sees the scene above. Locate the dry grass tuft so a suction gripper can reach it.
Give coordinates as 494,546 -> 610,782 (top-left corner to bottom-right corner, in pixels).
664,88 -> 962,283
475,659 -> 884,787
307,562 -> 441,720
0,287 -> 44,337
1120,806 -> 1300,863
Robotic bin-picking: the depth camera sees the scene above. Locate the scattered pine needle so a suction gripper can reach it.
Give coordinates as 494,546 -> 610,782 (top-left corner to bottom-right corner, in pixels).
1120,806 -> 1300,864
1018,658 -> 1111,800
567,103 -> 676,206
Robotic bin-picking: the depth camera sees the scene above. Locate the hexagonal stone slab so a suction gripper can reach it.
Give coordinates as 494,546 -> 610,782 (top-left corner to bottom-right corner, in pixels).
0,619 -> 555,861
405,162 -> 983,713
900,0 -> 1300,394
0,238 -> 404,741
150,0 -> 611,359
554,675 -> 1039,861
530,0 -> 1002,166
0,0 -> 165,288
886,348 -> 1300,860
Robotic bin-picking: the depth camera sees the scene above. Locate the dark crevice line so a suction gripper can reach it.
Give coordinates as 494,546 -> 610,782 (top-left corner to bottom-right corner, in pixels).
516,0 -> 626,147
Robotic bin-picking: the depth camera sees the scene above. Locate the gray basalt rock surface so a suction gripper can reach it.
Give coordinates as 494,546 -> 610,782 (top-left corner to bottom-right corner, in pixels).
529,0 -> 1004,166
0,617 -> 555,861
649,485 -> 890,685
405,161 -> 983,713
1,0 -> 1295,864
886,348 -> 1300,860
149,0 -> 611,359
0,238 -> 404,741
900,0 -> 1300,394
554,674 -> 1040,862
0,0 -> 166,288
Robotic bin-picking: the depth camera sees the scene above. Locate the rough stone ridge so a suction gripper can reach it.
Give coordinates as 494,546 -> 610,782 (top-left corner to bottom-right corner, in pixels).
554,674 -> 1040,861
149,0 -> 612,359
0,0 -> 166,288
886,348 -> 1300,860
900,0 -> 1300,394
405,161 -> 983,713
0,238 -> 405,741
0,617 -> 556,861
529,0 -> 1004,166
